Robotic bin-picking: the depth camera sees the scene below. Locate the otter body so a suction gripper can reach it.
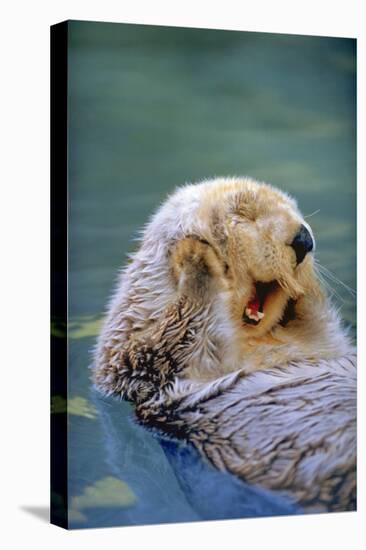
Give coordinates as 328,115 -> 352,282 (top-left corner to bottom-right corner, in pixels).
93,177 -> 356,512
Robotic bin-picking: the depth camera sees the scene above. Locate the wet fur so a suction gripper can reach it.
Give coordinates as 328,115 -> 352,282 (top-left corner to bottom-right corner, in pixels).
93,177 -> 356,511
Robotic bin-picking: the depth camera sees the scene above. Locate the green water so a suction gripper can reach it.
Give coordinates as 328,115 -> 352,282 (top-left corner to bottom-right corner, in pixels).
63,21 -> 356,528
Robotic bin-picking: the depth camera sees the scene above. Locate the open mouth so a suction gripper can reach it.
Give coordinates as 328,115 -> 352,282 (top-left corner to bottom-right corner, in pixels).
242,281 -> 279,326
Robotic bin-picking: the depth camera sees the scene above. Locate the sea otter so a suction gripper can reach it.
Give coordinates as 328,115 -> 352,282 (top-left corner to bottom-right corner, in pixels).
93,177 -> 356,512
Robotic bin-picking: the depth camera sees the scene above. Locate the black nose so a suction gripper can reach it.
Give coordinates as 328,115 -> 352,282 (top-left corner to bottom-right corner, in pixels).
290,224 -> 314,265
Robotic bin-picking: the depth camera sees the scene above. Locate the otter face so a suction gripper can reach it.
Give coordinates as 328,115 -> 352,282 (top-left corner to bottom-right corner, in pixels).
201,180 -> 318,338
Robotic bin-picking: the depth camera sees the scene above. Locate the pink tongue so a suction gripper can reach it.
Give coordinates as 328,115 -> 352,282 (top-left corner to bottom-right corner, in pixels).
248,293 -> 260,313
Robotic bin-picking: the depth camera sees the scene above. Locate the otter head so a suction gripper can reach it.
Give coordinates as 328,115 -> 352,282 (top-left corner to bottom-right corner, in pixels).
197,179 -> 320,339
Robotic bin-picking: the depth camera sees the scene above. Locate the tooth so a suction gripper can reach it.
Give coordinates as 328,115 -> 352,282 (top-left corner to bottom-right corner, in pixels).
245,307 -> 265,322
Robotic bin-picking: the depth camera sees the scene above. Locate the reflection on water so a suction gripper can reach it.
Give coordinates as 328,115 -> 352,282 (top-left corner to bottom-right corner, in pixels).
64,21 -> 356,528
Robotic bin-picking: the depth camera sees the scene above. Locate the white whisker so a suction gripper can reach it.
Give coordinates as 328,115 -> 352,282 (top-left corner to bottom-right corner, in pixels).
304,208 -> 320,218
304,209 -> 321,219
314,259 -> 356,303
316,263 -> 356,298
314,264 -> 345,303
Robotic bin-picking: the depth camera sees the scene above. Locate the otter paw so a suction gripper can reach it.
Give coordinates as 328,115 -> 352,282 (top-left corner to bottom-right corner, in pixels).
170,237 -> 225,298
